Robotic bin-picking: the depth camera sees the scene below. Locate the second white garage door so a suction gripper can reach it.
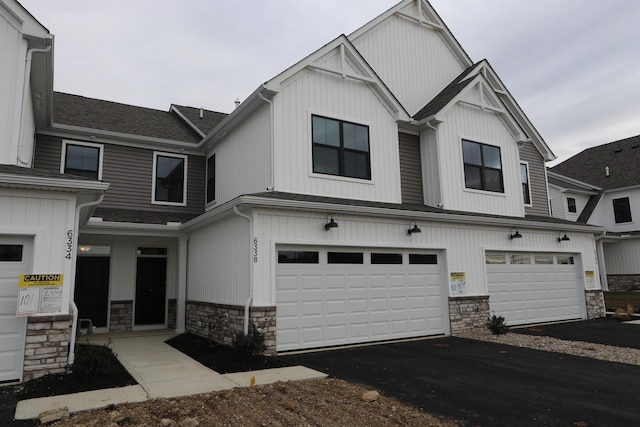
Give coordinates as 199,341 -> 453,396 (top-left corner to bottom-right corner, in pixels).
276,247 -> 446,352
486,252 -> 586,326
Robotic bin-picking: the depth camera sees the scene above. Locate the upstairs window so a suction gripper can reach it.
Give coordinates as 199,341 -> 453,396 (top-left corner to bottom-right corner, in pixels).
62,141 -> 103,180
613,197 -> 632,223
462,140 -> 503,193
312,115 -> 370,180
206,154 -> 215,203
567,197 -> 577,213
520,163 -> 531,205
153,152 -> 187,206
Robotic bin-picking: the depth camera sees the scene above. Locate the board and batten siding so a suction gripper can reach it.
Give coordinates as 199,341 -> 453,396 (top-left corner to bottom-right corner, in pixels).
589,188 -> 640,232
187,214 -> 249,305
248,208 -> 601,307
520,142 -> 550,217
350,3 -> 465,115
436,102 -> 524,217
604,239 -> 640,275
272,62 -> 402,203
34,135 -> 205,214
0,12 -> 28,165
398,133 -> 424,204
207,104 -> 271,207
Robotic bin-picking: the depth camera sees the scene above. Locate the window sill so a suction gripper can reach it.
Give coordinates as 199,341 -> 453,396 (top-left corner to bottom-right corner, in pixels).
310,172 -> 375,185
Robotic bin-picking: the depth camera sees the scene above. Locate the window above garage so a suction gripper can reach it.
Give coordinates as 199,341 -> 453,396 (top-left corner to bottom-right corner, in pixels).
462,139 -> 503,193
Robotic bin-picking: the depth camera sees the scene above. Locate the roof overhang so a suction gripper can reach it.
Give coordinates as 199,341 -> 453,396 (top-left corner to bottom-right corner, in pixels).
0,171 -> 109,193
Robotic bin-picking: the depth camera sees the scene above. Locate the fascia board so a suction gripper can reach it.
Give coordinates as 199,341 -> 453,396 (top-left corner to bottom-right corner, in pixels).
46,125 -> 205,156
82,220 -> 184,237
169,105 -> 206,138
232,195 -> 605,235
0,173 -> 110,192
547,171 -> 602,191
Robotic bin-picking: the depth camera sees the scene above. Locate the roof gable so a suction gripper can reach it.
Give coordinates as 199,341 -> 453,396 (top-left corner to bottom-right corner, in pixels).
170,105 -> 228,137
551,134 -> 640,190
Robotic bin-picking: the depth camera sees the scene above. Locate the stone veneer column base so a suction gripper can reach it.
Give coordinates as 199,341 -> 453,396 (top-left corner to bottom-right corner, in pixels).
109,300 -> 133,332
449,296 -> 490,335
585,290 -> 606,319
186,301 -> 277,355
606,275 -> 640,291
23,314 -> 72,382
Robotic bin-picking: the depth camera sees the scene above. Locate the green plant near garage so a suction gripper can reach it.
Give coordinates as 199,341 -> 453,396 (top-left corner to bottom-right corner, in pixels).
486,314 -> 509,335
233,322 -> 266,355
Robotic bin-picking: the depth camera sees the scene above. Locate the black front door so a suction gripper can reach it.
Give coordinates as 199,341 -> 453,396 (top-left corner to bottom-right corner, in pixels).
135,257 -> 167,325
75,256 -> 110,327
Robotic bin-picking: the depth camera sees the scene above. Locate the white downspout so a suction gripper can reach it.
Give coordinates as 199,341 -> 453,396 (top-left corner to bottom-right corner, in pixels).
18,45 -> 52,166
233,206 -> 253,335
258,92 -> 274,191
68,193 -> 104,366
595,231 -> 608,291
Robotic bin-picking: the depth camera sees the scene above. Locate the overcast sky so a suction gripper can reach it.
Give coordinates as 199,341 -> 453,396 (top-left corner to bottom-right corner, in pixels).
20,0 -> 640,165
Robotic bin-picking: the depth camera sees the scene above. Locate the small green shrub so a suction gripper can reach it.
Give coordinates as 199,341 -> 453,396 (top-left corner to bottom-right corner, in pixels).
232,323 -> 266,355
72,341 -> 120,380
486,314 -> 509,335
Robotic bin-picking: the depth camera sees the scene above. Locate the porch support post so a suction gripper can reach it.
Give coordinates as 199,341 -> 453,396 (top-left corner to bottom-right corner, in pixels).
596,239 -> 608,291
176,235 -> 188,333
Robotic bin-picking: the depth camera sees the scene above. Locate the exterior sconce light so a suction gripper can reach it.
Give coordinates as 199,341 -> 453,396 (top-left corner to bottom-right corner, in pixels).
407,220 -> 422,235
324,214 -> 338,230
508,229 -> 522,240
558,234 -> 570,242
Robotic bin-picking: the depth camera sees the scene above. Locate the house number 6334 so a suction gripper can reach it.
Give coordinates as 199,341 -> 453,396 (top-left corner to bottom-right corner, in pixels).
65,229 -> 74,260
253,238 -> 258,263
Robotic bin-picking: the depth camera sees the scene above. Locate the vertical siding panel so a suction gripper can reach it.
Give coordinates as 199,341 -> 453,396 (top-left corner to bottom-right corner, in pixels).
520,142 -> 550,216
398,133 -> 424,204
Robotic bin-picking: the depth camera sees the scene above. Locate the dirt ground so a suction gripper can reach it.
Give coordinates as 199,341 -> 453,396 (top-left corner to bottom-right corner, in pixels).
48,378 -> 458,426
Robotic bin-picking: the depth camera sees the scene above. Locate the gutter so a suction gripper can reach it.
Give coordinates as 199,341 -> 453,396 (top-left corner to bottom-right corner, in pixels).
18,44 -> 52,165
68,193 -> 104,366
233,206 -> 253,335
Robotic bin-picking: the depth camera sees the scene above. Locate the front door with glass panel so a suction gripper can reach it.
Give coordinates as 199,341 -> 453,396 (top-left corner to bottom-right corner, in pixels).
134,248 -> 167,325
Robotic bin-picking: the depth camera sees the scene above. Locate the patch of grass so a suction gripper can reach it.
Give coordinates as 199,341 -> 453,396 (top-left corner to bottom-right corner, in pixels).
604,291 -> 640,313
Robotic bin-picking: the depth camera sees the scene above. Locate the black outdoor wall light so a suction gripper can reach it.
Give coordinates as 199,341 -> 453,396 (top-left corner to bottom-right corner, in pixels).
407,220 -> 422,235
508,228 -> 522,240
324,214 -> 338,230
558,233 -> 570,242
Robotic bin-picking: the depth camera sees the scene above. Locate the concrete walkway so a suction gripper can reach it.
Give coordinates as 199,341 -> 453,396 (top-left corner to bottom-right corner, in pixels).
15,330 -> 326,420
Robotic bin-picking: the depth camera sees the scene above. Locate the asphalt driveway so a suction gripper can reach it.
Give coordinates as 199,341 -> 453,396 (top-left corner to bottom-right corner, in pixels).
513,317 -> 640,349
282,334 -> 640,426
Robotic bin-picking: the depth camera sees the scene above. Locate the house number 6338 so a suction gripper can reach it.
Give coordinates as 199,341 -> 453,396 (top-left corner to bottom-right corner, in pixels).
253,238 -> 258,263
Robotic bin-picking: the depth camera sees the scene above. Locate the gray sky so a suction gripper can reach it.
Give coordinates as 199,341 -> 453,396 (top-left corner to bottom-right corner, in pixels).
20,0 -> 640,165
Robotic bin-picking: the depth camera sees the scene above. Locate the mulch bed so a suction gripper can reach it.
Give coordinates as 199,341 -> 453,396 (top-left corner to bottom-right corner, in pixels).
165,333 -> 293,373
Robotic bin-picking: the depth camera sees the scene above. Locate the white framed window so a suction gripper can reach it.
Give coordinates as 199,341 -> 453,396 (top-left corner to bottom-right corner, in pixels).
520,162 -> 532,206
152,152 -> 188,206
61,140 -> 104,180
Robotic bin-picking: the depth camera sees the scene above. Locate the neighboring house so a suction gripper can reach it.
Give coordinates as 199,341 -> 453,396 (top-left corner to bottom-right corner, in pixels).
550,135 -> 640,291
1,0 -> 606,383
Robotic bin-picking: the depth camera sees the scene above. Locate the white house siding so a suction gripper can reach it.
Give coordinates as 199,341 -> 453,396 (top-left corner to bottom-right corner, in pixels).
350,5 -> 465,115
0,11 -> 28,165
603,239 -> 640,275
0,188 -> 77,315
437,103 -> 524,217
589,188 -> 640,233
548,186 -> 566,220
187,214 -> 250,305
273,66 -> 402,203
249,208 -> 601,308
421,127 -> 442,207
207,105 -> 271,207
520,142 -> 549,217
565,192 -> 591,222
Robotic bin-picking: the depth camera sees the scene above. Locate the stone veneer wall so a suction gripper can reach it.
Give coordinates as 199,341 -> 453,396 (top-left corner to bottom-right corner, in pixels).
23,314 -> 71,382
607,275 -> 640,291
109,300 -> 133,332
585,290 -> 606,319
167,299 -> 177,330
449,296 -> 490,334
186,301 -> 277,355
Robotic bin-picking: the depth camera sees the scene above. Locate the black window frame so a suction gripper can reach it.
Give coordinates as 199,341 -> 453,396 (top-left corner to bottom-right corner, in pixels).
206,154 -> 215,203
462,139 -> 504,193
153,152 -> 187,205
371,253 -> 403,264
520,163 -> 531,205
0,244 -> 23,262
277,251 -> 319,264
312,115 -> 371,180
62,141 -> 102,180
327,251 -> 364,264
567,197 -> 577,213
409,254 -> 438,264
613,197 -> 632,223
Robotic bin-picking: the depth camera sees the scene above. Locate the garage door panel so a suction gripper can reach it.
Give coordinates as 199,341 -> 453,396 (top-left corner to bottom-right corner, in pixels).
276,248 -> 445,351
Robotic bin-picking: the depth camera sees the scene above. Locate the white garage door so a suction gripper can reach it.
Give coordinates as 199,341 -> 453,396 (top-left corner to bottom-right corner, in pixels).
486,252 -> 585,326
276,247 -> 445,352
0,237 -> 31,382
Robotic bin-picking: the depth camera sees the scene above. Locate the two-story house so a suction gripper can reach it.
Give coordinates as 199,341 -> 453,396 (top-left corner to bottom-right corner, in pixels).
550,135 -> 640,291
1,0 -> 607,383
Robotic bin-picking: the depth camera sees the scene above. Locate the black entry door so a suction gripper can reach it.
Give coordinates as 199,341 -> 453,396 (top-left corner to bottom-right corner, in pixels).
75,256 -> 110,327
135,257 -> 167,325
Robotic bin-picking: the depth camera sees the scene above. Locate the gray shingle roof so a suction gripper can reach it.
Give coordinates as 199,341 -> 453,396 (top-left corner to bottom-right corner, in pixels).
53,92 -> 202,143
171,105 -> 228,135
0,164 -> 96,181
92,207 -> 200,225
413,62 -> 482,121
551,134 -> 640,190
